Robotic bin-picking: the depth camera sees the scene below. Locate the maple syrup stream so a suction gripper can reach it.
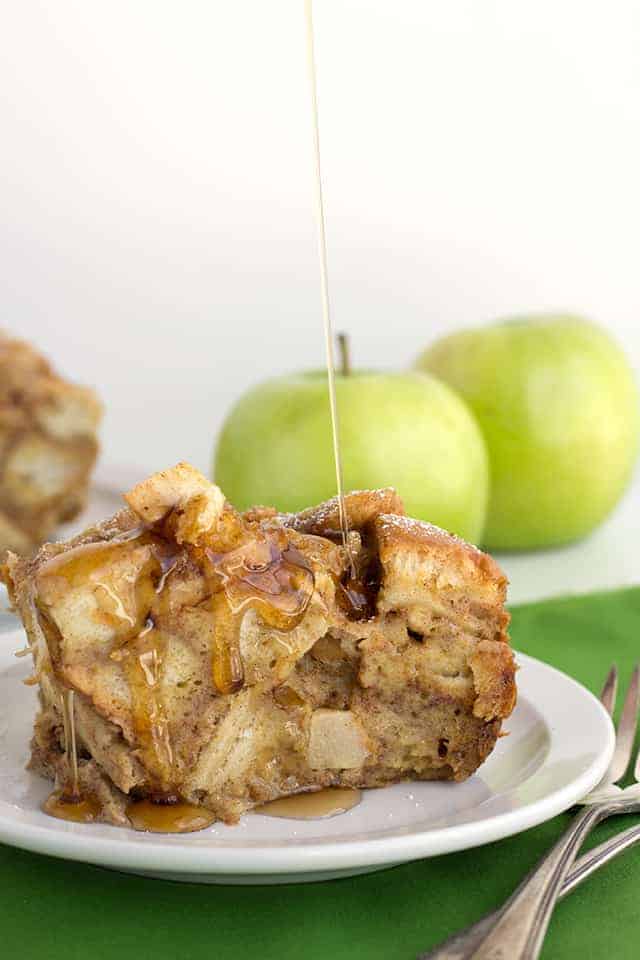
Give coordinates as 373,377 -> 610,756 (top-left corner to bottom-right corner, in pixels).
304,0 -> 354,575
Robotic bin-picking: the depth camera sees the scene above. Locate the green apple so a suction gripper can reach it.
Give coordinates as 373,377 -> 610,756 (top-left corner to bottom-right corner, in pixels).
416,315 -> 640,550
214,370 -> 489,543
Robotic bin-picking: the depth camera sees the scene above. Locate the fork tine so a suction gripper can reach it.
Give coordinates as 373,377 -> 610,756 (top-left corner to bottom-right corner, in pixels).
600,664 -> 618,716
607,664 -> 640,783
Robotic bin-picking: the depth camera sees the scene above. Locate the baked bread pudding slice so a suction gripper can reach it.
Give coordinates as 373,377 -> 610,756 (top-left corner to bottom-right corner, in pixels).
0,332 -> 102,556
2,463 -> 516,828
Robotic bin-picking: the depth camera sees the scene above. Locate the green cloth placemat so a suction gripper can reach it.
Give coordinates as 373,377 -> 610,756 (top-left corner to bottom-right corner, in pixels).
2,587 -> 640,960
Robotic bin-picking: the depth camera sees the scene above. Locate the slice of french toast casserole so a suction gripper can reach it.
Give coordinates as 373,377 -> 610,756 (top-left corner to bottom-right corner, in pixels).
2,463 -> 516,826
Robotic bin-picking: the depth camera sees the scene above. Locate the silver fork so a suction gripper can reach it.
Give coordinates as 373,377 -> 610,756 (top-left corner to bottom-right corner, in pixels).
416,818 -> 640,960
419,664 -> 640,960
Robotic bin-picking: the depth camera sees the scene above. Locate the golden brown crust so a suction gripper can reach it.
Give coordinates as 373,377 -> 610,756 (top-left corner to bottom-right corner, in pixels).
281,487 -> 405,537
374,514 -> 508,595
470,640 -> 518,719
4,465 -> 516,826
0,331 -> 102,555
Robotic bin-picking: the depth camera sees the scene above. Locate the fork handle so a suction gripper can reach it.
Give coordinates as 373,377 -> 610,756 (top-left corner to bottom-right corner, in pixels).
422,804 -> 601,960
421,794 -> 640,960
469,803 -> 602,960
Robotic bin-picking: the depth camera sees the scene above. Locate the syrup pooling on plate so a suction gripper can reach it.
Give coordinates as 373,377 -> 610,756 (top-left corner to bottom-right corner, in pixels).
43,791 -> 102,824
256,787 -> 361,820
41,689 -> 102,822
126,798 -> 217,833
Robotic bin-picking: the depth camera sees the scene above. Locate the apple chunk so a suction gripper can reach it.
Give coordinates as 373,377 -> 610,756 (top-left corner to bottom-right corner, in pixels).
308,708 -> 371,770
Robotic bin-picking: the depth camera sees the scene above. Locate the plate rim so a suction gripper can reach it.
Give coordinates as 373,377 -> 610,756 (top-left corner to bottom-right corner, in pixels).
0,643 -> 615,877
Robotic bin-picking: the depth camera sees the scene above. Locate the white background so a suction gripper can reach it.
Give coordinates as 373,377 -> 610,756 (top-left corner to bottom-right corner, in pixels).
1,1 -> 639,599
2,0 -> 639,471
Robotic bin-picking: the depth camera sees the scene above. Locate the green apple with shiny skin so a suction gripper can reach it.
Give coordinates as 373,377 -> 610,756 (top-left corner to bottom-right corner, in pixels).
214,370 -> 489,543
416,315 -> 639,550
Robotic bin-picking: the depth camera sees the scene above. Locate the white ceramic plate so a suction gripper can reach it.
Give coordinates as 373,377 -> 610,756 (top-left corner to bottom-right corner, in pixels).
0,623 -> 614,884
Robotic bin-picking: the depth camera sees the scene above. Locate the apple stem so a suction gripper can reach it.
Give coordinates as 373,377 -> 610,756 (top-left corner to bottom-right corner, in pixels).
337,332 -> 351,376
